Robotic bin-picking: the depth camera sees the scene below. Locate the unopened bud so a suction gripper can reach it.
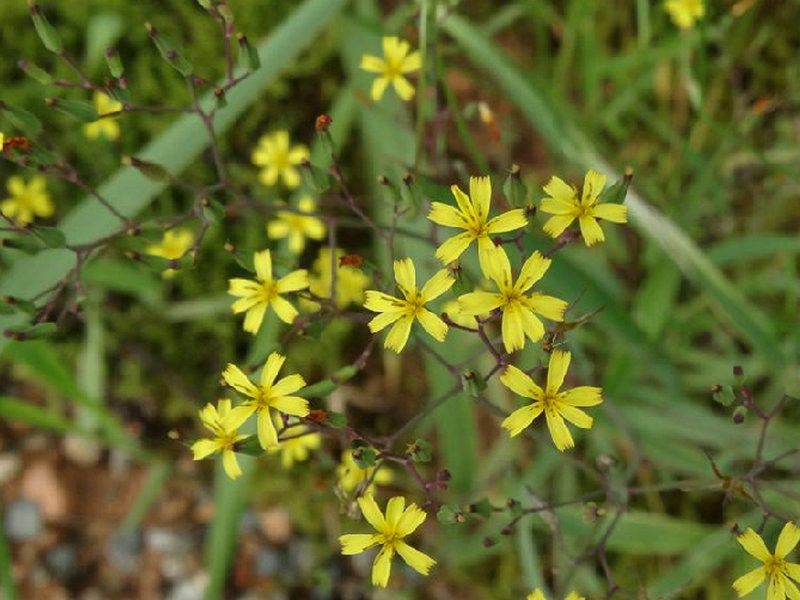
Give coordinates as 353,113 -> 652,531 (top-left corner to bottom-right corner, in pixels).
315,113 -> 332,132
17,58 -> 52,85
105,47 -> 124,78
30,4 -> 63,54
237,34 -> 260,71
732,406 -> 747,424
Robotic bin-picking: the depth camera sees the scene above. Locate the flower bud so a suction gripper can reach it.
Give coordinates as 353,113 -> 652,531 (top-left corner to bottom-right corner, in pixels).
105,47 -> 124,78
30,4 -> 63,54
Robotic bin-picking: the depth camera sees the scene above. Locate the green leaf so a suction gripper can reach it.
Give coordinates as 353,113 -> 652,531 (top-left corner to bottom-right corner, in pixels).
407,438 -> 433,463
352,446 -> 377,469
1,102 -> 43,136
5,322 -> 58,340
0,396 -> 73,433
48,98 -> 98,123
31,226 -> 67,248
85,13 -> 124,69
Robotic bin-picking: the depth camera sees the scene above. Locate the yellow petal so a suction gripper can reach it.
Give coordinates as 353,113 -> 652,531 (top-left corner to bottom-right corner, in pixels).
416,308 -> 448,342
192,439 -> 219,460
501,304 -> 526,353
458,291 -> 503,316
502,403 -> 543,437
540,196 -> 578,215
360,54 -> 386,73
242,303 -> 267,334
542,176 -> 576,202
786,579 -> 800,600
435,231 -> 474,265
220,405 -> 251,431
257,410 -> 279,449
371,77 -> 390,101
270,296 -> 299,324
371,544 -> 394,588
565,593 -> 586,600
385,496 -> 405,530
526,293 -> 568,322
428,201 -> 469,228
222,363 -> 258,397
776,522 -> 800,558
271,373 -> 306,397
382,36 -> 406,61
393,258 -> 416,296
277,269 -> 309,293
558,405 -> 593,429
450,184 -> 475,221
500,365 -> 542,399
737,528 -> 772,562
542,214 -> 575,238
768,577 -> 785,600
282,167 -> 301,188
395,503 -> 427,537
562,386 -> 603,407
222,449 -> 243,479
395,541 -> 435,575
384,315 -> 414,353
578,215 -> 606,246
786,563 -> 800,583
526,591 -> 547,600
392,76 -> 415,101
364,290 -> 406,313
368,310 -> 405,333
515,252 -> 551,293
419,268 -> 455,302
340,533 -> 379,554
253,249 -> 273,282
469,176 -> 492,224
518,307 -> 545,343
581,170 -> 607,206
358,494 -> 386,532
546,350 -> 571,395
400,50 -> 421,73
260,352 -> 286,388
228,278 -> 260,297
591,202 -> 628,223
270,395 -> 310,417
486,208 -> 527,234
545,410 -> 574,451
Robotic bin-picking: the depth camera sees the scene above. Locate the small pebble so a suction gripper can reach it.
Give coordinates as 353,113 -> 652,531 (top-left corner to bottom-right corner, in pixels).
166,573 -> 207,600
255,547 -> 281,577
46,544 -> 78,580
4,499 -> 43,540
108,529 -> 141,575
63,435 -> 102,467
0,453 -> 21,486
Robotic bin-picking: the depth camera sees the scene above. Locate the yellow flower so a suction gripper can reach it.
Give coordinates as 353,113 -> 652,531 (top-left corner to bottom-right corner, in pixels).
269,418 -> 320,468
146,229 -> 194,278
428,176 -> 527,278
306,248 -> 370,311
222,352 -> 309,449
539,170 -> 627,247
1,175 -> 54,226
228,249 -> 309,333
527,590 -> 585,600
83,92 -> 123,140
191,399 -> 250,480
338,451 -> 393,494
732,522 -> 800,599
665,0 -> 705,29
251,130 -> 309,189
0,132 -> 4,149
457,249 -> 567,353
500,350 -> 603,451
340,494 -> 435,587
364,258 -> 454,353
267,196 -> 326,254
360,36 -> 421,101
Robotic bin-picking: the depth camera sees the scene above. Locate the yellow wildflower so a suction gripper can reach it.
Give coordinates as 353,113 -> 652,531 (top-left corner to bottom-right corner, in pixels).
732,522 -> 800,599
340,494 -> 435,587
1,175 -> 53,226
527,590 -> 585,600
428,176 -> 527,279
83,92 -> 123,140
306,248 -> 370,311
364,258 -> 454,353
146,229 -> 194,278
665,0 -> 705,29
338,451 -> 393,494
251,130 -> 309,188
228,249 -> 309,333
191,399 -> 250,480
500,351 -> 603,451
269,418 -> 320,468
267,196 -> 326,254
360,36 -> 421,101
539,170 -> 628,247
457,249 -> 567,353
222,352 -> 309,449
0,132 -> 4,149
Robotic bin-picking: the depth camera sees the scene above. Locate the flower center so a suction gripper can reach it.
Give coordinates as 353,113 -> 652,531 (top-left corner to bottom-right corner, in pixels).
271,150 -> 290,170
384,59 -> 402,79
765,557 -> 787,578
259,281 -> 279,302
405,293 -> 425,317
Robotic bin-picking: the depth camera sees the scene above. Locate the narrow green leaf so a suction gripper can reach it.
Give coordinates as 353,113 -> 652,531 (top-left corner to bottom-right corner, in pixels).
0,396 -> 73,433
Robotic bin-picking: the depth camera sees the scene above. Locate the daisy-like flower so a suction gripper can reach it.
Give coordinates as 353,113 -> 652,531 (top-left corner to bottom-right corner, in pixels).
540,170 -> 628,247
191,399 -> 250,480
665,0 -> 705,29
360,36 -> 421,101
428,176 -> 527,278
146,229 -> 194,278
1,175 -> 54,226
337,451 -> 393,495
364,258 -> 454,353
458,249 -> 567,353
732,522 -> 800,599
83,92 -> 123,140
527,590 -> 585,600
500,350 -> 603,451
268,419 -> 321,468
267,196 -> 326,254
222,352 -> 309,449
340,494 -> 435,588
251,130 -> 309,188
305,247 -> 370,311
228,249 -> 309,333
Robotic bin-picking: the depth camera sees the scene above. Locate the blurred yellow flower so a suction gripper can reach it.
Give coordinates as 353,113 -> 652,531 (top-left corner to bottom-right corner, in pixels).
267,196 -> 325,254
1,175 -> 53,226
458,249 -> 567,353
665,0 -> 705,29
364,258 -> 454,353
222,351 -> 309,450
540,170 -> 627,247
305,248 -> 369,311
146,229 -> 194,278
83,92 -> 123,140
191,399 -> 250,480
500,351 -> 603,451
252,130 -> 309,188
340,494 -> 435,587
337,451 -> 393,494
732,522 -> 800,599
269,418 -> 320,468
228,249 -> 309,333
428,176 -> 527,279
360,36 -> 421,101
527,590 -> 585,600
